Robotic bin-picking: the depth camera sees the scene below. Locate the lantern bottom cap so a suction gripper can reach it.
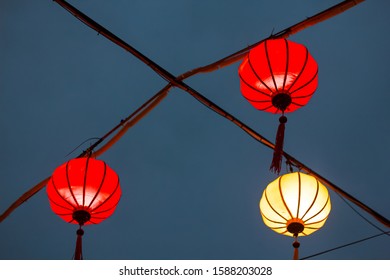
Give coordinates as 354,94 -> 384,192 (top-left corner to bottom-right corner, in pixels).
272,93 -> 292,112
287,219 -> 304,235
73,210 -> 91,225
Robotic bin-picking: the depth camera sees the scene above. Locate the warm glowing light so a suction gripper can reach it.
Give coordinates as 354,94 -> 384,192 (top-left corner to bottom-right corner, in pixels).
238,38 -> 318,114
46,157 -> 121,225
259,172 -> 331,237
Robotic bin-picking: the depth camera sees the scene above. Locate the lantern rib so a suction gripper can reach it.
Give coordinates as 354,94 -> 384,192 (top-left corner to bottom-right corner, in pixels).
297,173 -> 302,218
91,203 -> 119,215
304,226 -> 321,230
286,47 -> 309,94
278,176 -> 294,220
239,98 -> 274,111
66,161 -> 80,208
82,157 -> 90,207
47,195 -> 74,212
56,213 -> 74,224
269,226 -> 287,231
300,179 -> 320,221
282,39 -> 289,92
261,105 -> 275,112
264,40 -> 279,94
290,101 -> 305,108
304,216 -> 329,227
90,176 -> 120,212
264,187 -> 289,222
238,72 -> 271,98
56,212 -> 72,217
87,161 -> 107,209
241,97 -> 270,104
50,176 -> 77,210
303,195 -> 331,224
290,68 -> 318,95
291,91 -> 315,99
261,213 -> 286,225
253,104 -> 274,112
56,213 -> 77,224
247,54 -> 275,95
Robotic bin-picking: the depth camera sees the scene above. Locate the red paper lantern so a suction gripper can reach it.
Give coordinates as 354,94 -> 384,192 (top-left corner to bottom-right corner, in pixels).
238,38 -> 318,173
47,157 -> 121,259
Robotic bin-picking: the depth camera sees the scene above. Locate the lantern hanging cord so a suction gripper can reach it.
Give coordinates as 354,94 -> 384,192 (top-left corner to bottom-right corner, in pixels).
285,159 -> 295,173
300,230 -> 390,260
65,137 -> 101,158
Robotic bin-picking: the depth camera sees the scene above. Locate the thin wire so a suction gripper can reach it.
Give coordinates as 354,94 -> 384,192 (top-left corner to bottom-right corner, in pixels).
65,137 -> 101,157
286,159 -> 388,235
335,191 -> 390,236
301,230 -> 390,260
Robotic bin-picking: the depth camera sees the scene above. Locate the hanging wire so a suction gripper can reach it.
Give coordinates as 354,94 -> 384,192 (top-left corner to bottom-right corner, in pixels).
301,230 -> 390,260
335,191 -> 390,236
65,137 -> 101,158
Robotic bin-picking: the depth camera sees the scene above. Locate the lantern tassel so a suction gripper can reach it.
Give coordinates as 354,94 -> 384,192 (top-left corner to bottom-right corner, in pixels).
293,234 -> 301,260
74,227 -> 84,260
270,116 -> 287,174
293,234 -> 300,260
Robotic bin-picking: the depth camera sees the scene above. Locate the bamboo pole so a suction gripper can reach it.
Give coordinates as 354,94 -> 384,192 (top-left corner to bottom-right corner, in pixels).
50,0 -> 389,227
179,0 -> 365,78
3,1 -> 383,228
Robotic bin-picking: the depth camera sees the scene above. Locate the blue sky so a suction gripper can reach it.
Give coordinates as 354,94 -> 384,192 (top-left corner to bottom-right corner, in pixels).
1,0 -> 389,259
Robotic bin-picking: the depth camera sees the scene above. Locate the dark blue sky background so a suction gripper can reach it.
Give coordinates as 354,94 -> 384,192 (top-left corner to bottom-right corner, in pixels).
1,0 -> 389,260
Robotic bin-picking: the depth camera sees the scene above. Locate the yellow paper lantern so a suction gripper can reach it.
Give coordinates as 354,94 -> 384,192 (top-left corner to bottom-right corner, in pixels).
260,172 -> 331,237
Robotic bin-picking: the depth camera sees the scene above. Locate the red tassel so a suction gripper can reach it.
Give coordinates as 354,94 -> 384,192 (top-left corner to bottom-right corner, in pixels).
270,116 -> 287,174
293,240 -> 300,260
74,228 -> 84,260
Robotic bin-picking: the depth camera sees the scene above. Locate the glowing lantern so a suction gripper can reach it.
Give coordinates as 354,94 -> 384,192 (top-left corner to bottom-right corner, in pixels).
47,157 -> 121,259
259,172 -> 331,259
238,39 -> 318,173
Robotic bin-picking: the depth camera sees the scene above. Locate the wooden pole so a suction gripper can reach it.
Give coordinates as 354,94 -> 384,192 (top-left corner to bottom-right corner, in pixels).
4,1 -> 384,228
